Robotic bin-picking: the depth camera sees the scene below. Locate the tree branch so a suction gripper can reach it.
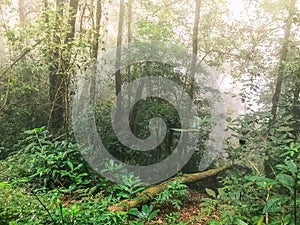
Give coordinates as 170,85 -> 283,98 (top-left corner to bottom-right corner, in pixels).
0,40 -> 42,80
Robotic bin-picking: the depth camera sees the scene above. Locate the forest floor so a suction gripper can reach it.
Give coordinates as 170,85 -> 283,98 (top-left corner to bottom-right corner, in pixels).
147,189 -> 220,225
60,187 -> 220,224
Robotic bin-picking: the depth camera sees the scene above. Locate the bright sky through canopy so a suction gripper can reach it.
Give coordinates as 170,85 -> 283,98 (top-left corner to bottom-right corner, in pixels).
228,0 -> 245,19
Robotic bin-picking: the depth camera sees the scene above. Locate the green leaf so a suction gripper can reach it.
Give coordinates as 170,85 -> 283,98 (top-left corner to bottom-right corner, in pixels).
132,186 -> 145,194
277,158 -> 297,175
284,158 -> 297,174
66,161 -> 74,170
0,181 -> 9,187
235,218 -> 248,225
245,175 -> 278,187
148,209 -> 160,221
117,192 -> 130,199
277,126 -> 293,132
205,188 -> 216,198
263,196 -> 284,213
128,207 -> 139,217
208,220 -> 221,225
19,177 -> 29,183
142,204 -> 150,213
217,188 -> 226,198
276,173 -> 294,190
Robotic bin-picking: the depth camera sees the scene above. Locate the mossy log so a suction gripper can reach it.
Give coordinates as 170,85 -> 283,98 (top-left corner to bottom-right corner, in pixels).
108,165 -> 230,212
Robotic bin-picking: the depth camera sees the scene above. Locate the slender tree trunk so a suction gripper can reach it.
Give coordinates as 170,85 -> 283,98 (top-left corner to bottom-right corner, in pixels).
270,0 -> 296,120
64,0 -> 79,134
48,0 -> 64,131
182,0 -> 201,172
48,0 -> 79,132
292,77 -> 300,133
127,0 -> 133,45
115,0 -> 125,97
65,0 -> 79,43
266,0 -> 296,177
126,0 -> 133,83
190,0 -> 201,97
90,0 -> 102,106
91,0 -> 102,59
127,0 -> 140,135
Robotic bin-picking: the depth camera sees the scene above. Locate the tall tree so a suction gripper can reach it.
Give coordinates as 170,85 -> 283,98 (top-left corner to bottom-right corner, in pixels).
190,0 -> 201,97
127,0 -> 133,45
264,0 -> 297,177
270,0 -> 297,120
48,0 -> 79,131
91,0 -> 102,59
115,0 -> 125,97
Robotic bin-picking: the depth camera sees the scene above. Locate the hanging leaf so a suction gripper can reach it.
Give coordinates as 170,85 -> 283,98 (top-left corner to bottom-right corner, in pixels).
263,196 -> 284,213
276,173 -> 294,191
276,157 -> 297,175
245,175 -> 278,187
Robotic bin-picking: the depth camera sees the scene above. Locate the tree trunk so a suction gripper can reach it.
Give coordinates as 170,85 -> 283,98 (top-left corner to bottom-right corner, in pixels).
48,0 -> 79,132
270,0 -> 296,120
292,78 -> 300,133
182,0 -> 201,172
90,0 -> 102,106
115,0 -> 125,97
109,165 -> 230,212
127,0 -> 133,45
91,0 -> 102,59
48,0 -> 64,131
189,0 -> 201,97
266,0 -> 296,177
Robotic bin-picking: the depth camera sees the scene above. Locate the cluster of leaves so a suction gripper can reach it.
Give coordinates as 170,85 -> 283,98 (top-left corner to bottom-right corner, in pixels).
202,108 -> 300,225
0,127 -> 97,191
155,179 -> 189,209
0,128 -> 119,224
0,181 -> 128,225
95,60 -> 213,173
128,204 -> 160,224
202,143 -> 300,225
0,127 -> 194,224
245,142 -> 300,225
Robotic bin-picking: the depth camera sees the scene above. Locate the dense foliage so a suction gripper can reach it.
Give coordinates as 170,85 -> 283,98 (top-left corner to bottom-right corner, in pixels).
0,0 -> 299,224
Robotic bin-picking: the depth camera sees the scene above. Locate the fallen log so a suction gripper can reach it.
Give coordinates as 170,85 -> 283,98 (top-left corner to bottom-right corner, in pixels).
108,165 -> 231,211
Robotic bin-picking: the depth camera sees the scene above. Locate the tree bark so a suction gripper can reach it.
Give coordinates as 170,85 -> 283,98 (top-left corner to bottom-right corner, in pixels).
48,0 -> 64,131
109,165 -> 230,212
48,0 -> 79,132
127,0 -> 133,45
91,0 -> 102,59
189,0 -> 201,97
270,0 -> 296,120
115,0 -> 125,97
90,0 -> 102,106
